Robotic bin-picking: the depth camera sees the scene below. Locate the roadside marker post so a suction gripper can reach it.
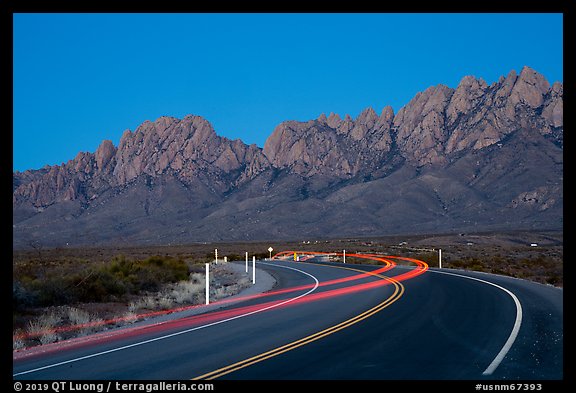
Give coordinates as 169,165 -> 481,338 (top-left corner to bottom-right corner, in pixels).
343,249 -> 346,264
215,249 -> 218,264
252,256 -> 256,284
439,249 -> 442,269
245,252 -> 248,273
205,263 -> 210,305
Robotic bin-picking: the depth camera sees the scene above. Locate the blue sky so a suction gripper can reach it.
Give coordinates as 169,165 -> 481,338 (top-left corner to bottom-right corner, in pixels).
13,13 -> 563,172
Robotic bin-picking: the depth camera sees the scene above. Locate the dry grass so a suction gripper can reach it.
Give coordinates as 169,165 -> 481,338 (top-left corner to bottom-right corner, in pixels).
64,307 -> 103,336
170,273 -> 205,304
13,330 -> 26,350
25,311 -> 62,345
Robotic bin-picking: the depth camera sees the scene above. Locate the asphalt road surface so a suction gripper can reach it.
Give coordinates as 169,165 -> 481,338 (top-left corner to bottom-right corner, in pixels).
13,254 -> 562,380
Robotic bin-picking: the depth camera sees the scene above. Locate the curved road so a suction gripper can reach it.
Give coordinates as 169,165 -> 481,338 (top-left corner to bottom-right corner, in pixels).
13,254 -> 562,380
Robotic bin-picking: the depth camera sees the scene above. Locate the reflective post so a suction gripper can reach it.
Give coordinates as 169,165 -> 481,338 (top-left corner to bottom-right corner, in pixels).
205,263 -> 210,305
438,249 -> 442,269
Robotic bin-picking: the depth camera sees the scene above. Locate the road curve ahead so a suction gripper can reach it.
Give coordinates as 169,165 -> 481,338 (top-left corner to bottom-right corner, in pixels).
13,252 -> 562,380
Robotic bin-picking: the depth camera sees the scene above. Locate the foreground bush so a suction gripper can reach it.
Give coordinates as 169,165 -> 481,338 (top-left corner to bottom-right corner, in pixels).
13,255 -> 190,309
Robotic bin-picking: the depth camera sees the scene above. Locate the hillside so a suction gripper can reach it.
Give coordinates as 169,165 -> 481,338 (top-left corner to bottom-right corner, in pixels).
13,66 -> 563,249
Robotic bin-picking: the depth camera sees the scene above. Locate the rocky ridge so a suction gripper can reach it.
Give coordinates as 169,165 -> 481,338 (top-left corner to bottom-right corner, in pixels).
14,115 -> 270,208
13,66 -> 563,248
263,66 -> 562,174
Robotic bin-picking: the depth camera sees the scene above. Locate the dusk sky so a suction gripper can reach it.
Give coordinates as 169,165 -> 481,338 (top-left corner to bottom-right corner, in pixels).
13,13 -> 563,172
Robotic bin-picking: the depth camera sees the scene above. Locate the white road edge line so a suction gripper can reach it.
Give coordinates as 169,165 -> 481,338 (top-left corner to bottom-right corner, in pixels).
13,262 -> 319,377
427,268 -> 523,376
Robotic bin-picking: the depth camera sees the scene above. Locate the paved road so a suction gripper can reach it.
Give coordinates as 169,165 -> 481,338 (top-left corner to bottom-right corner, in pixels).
13,255 -> 562,380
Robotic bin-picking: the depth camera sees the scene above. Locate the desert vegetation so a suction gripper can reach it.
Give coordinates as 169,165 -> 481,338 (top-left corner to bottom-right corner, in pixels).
13,252 -> 252,350
336,231 -> 563,287
444,255 -> 562,286
13,255 -> 190,309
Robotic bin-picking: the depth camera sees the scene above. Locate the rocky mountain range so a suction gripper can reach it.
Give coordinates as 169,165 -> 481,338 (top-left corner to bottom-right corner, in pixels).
13,66 -> 563,249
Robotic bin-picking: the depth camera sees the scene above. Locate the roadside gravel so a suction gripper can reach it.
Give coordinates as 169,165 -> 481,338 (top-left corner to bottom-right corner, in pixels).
116,260 -> 276,326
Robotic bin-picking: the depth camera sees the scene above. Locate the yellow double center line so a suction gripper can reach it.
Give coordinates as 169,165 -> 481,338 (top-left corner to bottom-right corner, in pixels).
192,263 -> 404,380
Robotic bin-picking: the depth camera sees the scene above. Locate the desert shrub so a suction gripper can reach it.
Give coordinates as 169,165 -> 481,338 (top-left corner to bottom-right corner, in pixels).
13,254 -> 190,309
39,331 -> 61,345
65,307 -> 91,326
546,275 -> 561,285
157,295 -> 174,310
470,264 -> 485,272
13,330 -> 26,350
62,306 -> 103,336
104,255 -> 189,292
411,252 -> 439,267
448,257 -> 485,270
26,311 -> 61,334
122,310 -> 138,324
13,281 -> 34,311
444,254 -> 562,286
170,273 -> 205,304
27,275 -> 73,306
26,311 -> 62,345
138,296 -> 158,310
70,269 -> 127,303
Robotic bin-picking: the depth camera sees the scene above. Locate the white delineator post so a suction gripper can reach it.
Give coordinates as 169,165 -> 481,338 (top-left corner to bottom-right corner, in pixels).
343,249 -> 346,264
245,252 -> 248,273
215,249 -> 218,264
252,256 -> 256,284
438,248 -> 442,269
205,263 -> 210,305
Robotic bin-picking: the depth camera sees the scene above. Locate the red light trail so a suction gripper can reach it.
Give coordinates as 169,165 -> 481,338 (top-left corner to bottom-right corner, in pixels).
13,251 -> 428,358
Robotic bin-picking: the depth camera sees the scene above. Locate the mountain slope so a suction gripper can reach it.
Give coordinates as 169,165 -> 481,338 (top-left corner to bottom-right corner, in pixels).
13,66 -> 563,249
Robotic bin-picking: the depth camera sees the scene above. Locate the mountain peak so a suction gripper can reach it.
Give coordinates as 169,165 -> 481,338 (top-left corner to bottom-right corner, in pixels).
509,66 -> 551,108
356,107 -> 378,124
379,106 -> 394,121
13,66 -> 563,248
327,112 -> 342,128
95,139 -> 116,172
456,74 -> 488,90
